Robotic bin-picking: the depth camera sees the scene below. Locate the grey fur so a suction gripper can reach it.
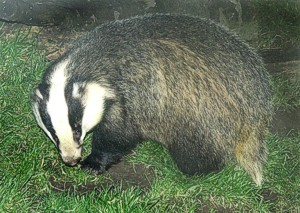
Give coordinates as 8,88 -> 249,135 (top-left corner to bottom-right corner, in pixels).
32,14 -> 272,185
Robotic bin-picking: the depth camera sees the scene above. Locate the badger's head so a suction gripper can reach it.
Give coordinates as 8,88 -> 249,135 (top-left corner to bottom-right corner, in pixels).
31,59 -> 115,166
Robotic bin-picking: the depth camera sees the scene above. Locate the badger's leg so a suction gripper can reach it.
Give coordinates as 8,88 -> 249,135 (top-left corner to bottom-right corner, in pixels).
234,131 -> 267,186
81,127 -> 138,173
167,136 -> 225,176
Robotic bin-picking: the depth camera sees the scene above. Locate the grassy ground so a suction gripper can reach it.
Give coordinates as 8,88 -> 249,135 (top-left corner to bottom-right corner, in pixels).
0,29 -> 299,212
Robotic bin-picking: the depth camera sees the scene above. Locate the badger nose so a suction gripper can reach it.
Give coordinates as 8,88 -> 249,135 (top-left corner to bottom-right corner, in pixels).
63,157 -> 82,167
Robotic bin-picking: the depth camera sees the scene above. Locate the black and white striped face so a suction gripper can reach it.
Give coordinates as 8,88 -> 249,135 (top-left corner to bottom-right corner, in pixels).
31,59 -> 115,166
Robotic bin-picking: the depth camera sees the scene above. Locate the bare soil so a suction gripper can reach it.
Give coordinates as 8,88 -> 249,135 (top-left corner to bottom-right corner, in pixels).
271,108 -> 300,136
50,162 -> 155,193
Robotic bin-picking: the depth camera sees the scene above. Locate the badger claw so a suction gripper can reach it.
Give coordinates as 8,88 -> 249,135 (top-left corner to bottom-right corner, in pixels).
80,157 -> 106,174
80,152 -> 122,174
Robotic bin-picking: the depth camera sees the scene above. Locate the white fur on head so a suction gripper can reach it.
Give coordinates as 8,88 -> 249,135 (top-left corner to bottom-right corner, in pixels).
46,59 -> 82,164
81,82 -> 115,140
72,82 -> 85,99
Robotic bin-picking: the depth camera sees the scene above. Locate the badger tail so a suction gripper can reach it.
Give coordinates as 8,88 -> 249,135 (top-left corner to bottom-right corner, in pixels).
234,126 -> 267,186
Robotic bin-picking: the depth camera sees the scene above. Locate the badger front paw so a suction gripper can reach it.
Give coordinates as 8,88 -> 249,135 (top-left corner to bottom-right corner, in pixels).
80,152 -> 122,174
80,155 -> 106,174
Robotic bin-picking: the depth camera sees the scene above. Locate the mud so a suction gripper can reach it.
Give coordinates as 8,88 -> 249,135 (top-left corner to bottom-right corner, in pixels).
271,108 -> 300,136
102,161 -> 155,190
50,162 -> 155,193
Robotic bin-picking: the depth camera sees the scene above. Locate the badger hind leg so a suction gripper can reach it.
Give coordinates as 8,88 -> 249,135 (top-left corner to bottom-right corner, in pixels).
168,137 -> 225,176
234,131 -> 267,186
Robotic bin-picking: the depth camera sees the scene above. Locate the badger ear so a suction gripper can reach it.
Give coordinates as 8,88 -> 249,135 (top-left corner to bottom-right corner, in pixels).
81,83 -> 115,133
31,89 -> 43,103
31,89 -> 56,143
35,89 -> 44,100
31,89 -> 43,126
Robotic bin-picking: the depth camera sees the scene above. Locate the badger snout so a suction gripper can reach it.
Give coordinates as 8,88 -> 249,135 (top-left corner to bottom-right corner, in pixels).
59,142 -> 82,166
62,156 -> 82,167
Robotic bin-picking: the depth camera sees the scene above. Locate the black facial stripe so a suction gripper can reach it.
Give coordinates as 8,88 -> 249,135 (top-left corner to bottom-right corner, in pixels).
33,84 -> 60,147
65,83 -> 84,144
69,99 -> 83,144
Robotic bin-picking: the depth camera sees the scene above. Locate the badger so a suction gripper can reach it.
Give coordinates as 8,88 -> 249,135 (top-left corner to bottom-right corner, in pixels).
31,14 -> 272,186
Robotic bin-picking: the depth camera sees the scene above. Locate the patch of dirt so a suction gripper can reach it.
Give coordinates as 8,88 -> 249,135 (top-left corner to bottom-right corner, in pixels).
1,20 -> 93,61
102,161 -> 155,190
266,60 -> 300,83
260,188 -> 280,212
271,108 -> 300,136
261,188 -> 280,204
196,205 -> 235,213
266,57 -> 300,136
266,54 -> 300,137
260,48 -> 300,64
49,161 -> 155,194
31,25 -> 86,60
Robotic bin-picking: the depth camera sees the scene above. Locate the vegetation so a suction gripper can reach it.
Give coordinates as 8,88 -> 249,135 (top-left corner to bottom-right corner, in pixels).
0,28 -> 299,212
272,73 -> 300,111
255,0 -> 300,48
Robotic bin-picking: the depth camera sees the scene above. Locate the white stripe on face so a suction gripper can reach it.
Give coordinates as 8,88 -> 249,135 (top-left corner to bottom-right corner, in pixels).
72,82 -> 85,99
46,59 -> 81,161
81,83 -> 115,134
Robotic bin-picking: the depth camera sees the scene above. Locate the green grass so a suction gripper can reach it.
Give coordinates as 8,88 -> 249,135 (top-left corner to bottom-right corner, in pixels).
255,0 -> 300,48
271,73 -> 300,111
0,29 -> 299,212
